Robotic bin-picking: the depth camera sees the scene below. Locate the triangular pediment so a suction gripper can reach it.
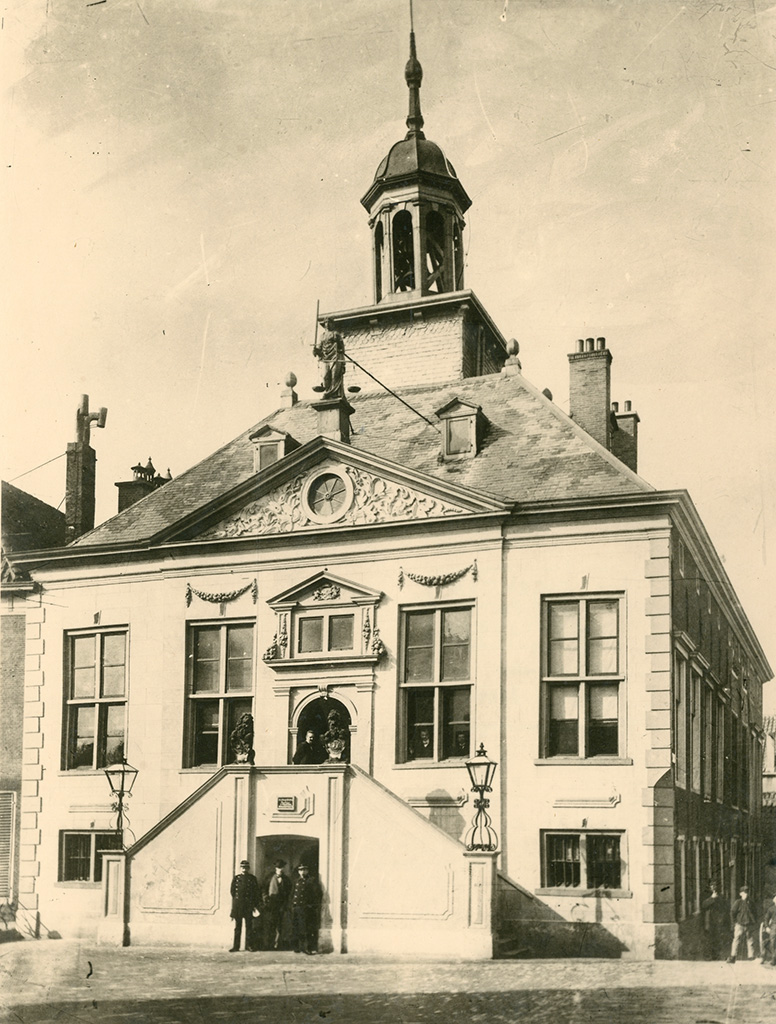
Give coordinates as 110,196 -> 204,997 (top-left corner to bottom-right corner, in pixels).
267,571 -> 382,610
171,438 -> 507,542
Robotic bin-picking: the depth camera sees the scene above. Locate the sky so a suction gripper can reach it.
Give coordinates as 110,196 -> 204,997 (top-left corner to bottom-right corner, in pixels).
2,0 -> 775,698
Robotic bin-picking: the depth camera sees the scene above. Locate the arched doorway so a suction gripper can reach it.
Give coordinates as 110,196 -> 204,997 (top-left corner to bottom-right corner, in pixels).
293,696 -> 352,764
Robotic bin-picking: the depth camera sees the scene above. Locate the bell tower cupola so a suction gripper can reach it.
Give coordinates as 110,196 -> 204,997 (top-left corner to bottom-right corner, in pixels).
360,17 -> 472,304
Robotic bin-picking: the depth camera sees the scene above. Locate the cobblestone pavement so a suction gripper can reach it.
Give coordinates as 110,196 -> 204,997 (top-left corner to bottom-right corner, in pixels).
2,941 -> 776,1024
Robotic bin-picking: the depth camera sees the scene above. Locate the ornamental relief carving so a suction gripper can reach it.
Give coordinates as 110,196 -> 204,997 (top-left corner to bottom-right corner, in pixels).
200,465 -> 466,538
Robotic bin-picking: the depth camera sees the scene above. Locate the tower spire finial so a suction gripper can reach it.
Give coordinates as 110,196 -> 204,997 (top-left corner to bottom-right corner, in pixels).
405,0 -> 424,138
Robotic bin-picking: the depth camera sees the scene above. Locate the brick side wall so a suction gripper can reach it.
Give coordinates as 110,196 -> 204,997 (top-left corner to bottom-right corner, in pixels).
339,312 -> 466,393
0,612 -> 25,907
670,529 -> 764,955
0,614 -> 25,793
338,305 -> 506,394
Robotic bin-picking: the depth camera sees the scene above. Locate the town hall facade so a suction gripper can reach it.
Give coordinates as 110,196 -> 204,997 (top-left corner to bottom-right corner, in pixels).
7,29 -> 770,960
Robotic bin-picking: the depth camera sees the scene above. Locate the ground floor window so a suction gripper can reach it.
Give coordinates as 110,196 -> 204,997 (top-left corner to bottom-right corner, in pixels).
542,831 -> 624,891
58,831 -> 123,883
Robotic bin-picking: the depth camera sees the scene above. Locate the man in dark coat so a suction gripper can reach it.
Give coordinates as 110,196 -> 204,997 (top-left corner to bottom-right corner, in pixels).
728,884 -> 757,962
701,881 -> 727,960
263,859 -> 290,950
229,859 -> 261,951
292,730 -> 324,765
290,863 -> 322,955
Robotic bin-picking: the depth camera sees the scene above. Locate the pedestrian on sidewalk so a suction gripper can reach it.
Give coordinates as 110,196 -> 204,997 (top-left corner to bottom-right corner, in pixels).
291,862 -> 322,955
229,859 -> 261,952
761,894 -> 776,966
728,884 -> 757,962
701,881 -> 727,960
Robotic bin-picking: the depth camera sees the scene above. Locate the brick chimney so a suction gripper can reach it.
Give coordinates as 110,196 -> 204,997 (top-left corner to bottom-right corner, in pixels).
115,457 -> 172,513
66,395 -> 107,541
610,400 -> 639,472
568,337 -> 612,450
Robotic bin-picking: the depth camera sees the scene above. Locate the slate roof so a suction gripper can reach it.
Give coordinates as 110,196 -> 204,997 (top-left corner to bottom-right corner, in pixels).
2,481 -> 66,552
73,369 -> 652,548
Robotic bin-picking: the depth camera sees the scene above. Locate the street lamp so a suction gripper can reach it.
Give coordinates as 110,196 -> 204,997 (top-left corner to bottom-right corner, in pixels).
464,743 -> 498,851
104,758 -> 138,844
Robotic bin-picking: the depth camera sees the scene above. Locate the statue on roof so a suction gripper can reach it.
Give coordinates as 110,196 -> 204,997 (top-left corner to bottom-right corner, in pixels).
313,318 -> 346,400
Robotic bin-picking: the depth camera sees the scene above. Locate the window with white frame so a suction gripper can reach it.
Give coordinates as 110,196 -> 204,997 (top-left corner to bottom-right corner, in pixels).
63,630 -> 127,771
541,596 -> 624,759
185,622 -> 254,767
295,609 -> 356,656
399,604 -> 472,762
58,830 -> 123,883
541,831 -> 625,891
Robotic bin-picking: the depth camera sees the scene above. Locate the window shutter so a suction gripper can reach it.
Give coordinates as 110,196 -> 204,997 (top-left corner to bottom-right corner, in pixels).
0,792 -> 16,900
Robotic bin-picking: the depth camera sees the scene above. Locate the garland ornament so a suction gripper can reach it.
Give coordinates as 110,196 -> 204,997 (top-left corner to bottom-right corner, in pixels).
186,579 -> 258,606
398,560 -> 478,590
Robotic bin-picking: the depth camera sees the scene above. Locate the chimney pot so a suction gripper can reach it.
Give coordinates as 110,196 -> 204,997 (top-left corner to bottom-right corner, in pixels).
624,400 -> 631,412
585,337 -> 594,352
596,337 -> 606,350
611,401 -> 619,413
576,339 -> 584,353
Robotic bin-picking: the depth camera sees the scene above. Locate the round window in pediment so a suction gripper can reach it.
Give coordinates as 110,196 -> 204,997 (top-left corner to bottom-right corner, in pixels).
302,467 -> 354,525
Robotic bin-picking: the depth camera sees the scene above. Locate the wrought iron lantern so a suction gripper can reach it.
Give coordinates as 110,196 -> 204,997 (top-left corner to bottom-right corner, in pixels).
104,758 -> 138,841
464,743 -> 498,851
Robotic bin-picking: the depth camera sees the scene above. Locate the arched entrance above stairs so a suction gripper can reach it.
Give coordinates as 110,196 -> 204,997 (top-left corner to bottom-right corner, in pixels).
293,696 -> 352,763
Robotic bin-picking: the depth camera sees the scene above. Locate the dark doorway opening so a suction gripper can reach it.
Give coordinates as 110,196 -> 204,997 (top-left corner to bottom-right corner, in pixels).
254,835 -> 321,950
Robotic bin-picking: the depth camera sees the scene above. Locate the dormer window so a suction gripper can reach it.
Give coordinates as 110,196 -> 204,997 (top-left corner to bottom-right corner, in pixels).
258,443 -> 280,471
435,398 -> 485,460
446,416 -> 474,456
249,426 -> 298,473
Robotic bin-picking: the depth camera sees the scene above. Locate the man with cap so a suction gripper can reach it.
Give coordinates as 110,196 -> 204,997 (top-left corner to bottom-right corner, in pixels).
263,859 -> 290,950
290,862 -> 322,955
229,859 -> 261,952
728,884 -> 757,962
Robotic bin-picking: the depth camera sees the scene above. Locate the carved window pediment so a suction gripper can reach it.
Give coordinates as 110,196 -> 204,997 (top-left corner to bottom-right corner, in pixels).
263,572 -> 385,668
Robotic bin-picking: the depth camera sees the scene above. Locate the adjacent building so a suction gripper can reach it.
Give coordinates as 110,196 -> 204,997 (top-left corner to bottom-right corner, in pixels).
7,30 -> 771,959
1,481 -> 65,928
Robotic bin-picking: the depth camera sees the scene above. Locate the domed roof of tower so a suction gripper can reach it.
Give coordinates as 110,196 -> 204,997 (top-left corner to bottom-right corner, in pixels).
372,135 -> 459,185
361,27 -> 471,214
